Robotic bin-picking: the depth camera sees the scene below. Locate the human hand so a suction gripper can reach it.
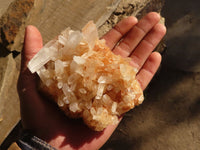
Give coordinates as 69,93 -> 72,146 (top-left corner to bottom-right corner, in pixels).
17,12 -> 166,150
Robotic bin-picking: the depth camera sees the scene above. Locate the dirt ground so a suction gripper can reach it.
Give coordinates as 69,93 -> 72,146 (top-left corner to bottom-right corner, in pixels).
101,0 -> 200,149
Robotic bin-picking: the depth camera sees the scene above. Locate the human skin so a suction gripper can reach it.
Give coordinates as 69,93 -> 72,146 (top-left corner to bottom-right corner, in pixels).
17,12 -> 166,150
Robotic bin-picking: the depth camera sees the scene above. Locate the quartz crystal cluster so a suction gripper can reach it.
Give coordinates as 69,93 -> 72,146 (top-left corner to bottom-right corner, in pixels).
28,21 -> 144,131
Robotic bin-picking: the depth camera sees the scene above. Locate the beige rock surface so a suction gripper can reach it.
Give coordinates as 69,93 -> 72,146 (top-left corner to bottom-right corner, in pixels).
0,0 -> 34,54
12,0 -> 121,52
0,54 -> 20,145
0,0 -> 15,17
98,0 -> 165,52
99,0 -> 164,34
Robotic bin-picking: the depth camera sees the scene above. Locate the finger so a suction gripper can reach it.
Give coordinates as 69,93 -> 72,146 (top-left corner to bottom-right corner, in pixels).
136,52 -> 162,90
18,25 -> 43,92
21,25 -> 43,71
102,16 -> 138,49
113,12 -> 160,57
130,23 -> 166,69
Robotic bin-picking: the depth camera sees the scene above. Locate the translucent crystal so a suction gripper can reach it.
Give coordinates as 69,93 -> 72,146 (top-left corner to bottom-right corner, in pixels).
55,60 -> 64,76
69,102 -> 80,112
63,61 -> 70,67
68,31 -> 83,49
70,61 -> 84,76
69,82 -> 77,91
61,27 -> 70,38
73,56 -> 86,65
120,64 -> 131,81
36,66 -> 49,83
107,84 -> 113,91
96,83 -> 105,99
90,107 -> 96,115
111,116 -> 119,124
63,97 -> 70,104
62,83 -> 71,94
57,82 -> 63,89
82,21 -> 98,49
98,76 -> 112,84
138,95 -> 144,104
58,35 -> 67,45
28,47 -> 57,73
79,88 -> 87,94
68,73 -> 80,85
28,21 -> 144,131
97,107 -> 104,115
111,102 -> 117,113
85,102 -> 92,109
61,31 -> 83,56
58,99 -> 64,107
102,94 -> 112,105
62,84 -> 77,103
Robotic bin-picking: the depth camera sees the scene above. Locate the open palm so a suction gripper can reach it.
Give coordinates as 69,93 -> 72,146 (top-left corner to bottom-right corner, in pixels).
17,12 -> 166,150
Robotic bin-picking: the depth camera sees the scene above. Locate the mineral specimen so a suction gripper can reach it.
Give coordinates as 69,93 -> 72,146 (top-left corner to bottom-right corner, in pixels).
28,21 -> 144,131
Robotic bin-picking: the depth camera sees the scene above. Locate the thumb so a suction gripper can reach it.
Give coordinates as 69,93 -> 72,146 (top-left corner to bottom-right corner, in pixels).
18,25 -> 43,93
21,25 -> 43,71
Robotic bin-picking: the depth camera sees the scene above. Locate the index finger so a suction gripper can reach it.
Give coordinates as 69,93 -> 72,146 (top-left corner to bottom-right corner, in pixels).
102,16 -> 138,50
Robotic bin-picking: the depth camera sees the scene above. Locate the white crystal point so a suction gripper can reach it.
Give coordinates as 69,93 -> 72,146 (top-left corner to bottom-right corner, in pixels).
28,46 -> 57,73
73,56 -> 86,65
68,31 -> 83,49
61,31 -> 83,56
82,21 -> 99,49
58,27 -> 71,45
55,60 -> 64,76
